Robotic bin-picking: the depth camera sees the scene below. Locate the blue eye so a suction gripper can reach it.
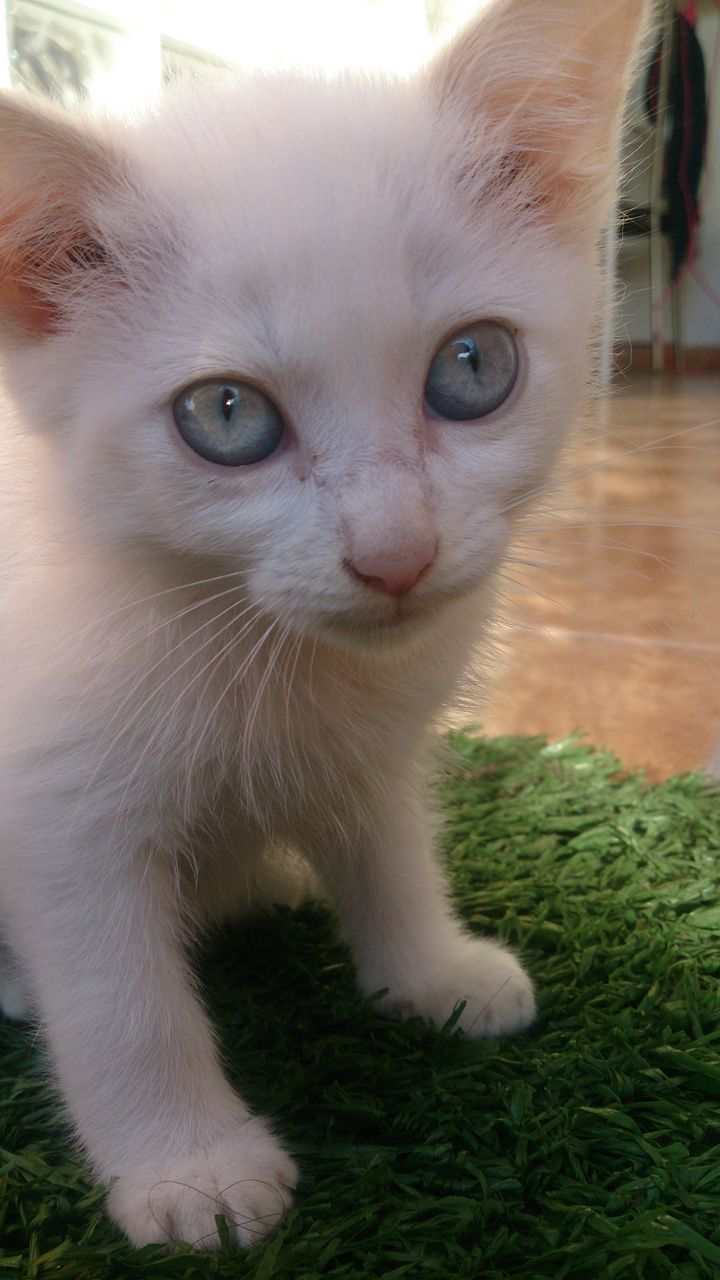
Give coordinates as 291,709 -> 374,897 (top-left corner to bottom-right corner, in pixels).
425,321 -> 519,421
173,379 -> 285,466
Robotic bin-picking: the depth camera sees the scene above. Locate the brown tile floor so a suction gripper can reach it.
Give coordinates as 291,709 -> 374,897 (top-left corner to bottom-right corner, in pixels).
477,372 -> 720,779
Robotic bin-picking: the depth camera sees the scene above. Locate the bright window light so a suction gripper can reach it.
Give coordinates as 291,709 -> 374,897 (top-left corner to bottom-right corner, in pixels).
3,0 -> 492,111
81,0 -> 489,73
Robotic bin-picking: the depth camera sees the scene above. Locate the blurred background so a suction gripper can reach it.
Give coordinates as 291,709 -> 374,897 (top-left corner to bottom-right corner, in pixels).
2,0 -> 719,777
0,0 -> 478,95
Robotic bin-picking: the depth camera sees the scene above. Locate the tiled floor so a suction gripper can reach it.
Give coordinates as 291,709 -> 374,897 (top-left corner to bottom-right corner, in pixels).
479,372 -> 720,779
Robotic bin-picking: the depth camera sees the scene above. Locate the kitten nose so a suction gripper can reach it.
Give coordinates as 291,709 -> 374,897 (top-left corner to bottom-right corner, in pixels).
349,543 -> 437,598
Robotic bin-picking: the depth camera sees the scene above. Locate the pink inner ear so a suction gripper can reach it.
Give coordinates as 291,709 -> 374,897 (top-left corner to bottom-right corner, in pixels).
0,262 -> 57,335
0,202 -> 61,336
431,0 -> 651,232
0,93 -> 124,337
0,200 -> 107,337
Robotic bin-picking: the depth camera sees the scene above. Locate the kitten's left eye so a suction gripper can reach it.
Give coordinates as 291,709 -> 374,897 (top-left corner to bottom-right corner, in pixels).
173,379 -> 285,466
425,320 -> 519,421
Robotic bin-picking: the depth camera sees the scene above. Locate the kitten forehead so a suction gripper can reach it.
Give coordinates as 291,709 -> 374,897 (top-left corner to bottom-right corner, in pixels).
131,76 -> 434,213
130,77 -> 450,297
114,75 -> 575,392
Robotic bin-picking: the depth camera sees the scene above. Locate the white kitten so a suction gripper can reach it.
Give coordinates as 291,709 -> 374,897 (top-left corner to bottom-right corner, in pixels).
0,0 -> 650,1250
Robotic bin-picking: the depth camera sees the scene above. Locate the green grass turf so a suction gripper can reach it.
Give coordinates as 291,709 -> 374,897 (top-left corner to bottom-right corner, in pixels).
2,732 -> 720,1278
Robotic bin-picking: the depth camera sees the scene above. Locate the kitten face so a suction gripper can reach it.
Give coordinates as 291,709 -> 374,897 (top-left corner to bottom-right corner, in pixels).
4,0 -> 640,649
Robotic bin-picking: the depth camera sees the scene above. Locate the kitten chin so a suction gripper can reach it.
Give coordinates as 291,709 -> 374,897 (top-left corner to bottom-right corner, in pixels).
317,610 -> 434,652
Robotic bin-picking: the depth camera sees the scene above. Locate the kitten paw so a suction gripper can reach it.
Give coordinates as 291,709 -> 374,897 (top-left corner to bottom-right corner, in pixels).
106,1119 -> 297,1250
378,939 -> 535,1039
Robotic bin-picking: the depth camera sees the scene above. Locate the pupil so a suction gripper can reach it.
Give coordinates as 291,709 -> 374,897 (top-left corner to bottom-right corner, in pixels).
221,388 -> 236,422
453,338 -> 479,374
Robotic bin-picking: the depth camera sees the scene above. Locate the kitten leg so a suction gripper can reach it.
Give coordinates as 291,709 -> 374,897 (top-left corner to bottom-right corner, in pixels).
309,795 -> 535,1039
0,938 -> 30,1021
9,832 -> 296,1249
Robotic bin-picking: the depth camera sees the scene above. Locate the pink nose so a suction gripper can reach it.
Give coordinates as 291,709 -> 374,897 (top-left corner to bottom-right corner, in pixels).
348,543 -> 437,598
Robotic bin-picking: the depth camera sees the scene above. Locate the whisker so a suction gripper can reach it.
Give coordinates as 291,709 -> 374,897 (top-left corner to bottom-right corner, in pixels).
111,608 -> 275,843
241,621 -> 293,775
102,589 -> 258,728
506,624 -> 720,659
508,549 -> 653,584
182,617 -> 282,799
68,580 -> 267,681
63,567 -> 253,644
64,591 -> 266,848
495,571 -> 572,615
283,629 -> 307,744
501,417 -> 720,519
513,533 -> 720,588
504,558 -> 650,596
491,585 -> 558,640
522,518 -> 720,538
500,560 -> 720,682
603,444 -> 720,456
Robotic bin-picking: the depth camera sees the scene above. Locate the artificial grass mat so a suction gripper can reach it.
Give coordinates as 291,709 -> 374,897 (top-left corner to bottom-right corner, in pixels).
2,732 -> 720,1279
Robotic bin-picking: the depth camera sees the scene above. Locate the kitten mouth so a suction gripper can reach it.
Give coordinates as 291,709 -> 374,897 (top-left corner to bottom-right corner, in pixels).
375,604 -> 420,629
322,598 -> 431,645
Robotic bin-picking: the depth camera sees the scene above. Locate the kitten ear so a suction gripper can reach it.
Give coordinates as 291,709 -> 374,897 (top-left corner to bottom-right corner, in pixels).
429,0 -> 654,228
0,93 -> 124,338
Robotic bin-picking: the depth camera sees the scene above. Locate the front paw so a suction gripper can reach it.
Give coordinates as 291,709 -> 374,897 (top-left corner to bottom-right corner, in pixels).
378,938 -> 536,1039
106,1118 -> 297,1249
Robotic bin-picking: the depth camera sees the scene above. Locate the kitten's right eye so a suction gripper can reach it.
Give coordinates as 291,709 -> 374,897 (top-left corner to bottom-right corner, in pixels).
425,321 -> 519,421
173,379 -> 285,466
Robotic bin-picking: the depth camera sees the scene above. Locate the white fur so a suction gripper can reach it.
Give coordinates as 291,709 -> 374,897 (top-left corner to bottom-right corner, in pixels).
0,0 -> 650,1250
